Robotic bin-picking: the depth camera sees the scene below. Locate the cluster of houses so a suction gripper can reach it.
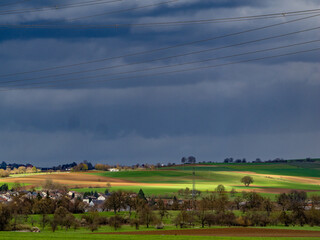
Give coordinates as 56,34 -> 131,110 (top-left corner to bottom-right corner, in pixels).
0,192 -> 11,203
0,188 -> 185,212
0,189 -> 110,209
1,189 -> 318,211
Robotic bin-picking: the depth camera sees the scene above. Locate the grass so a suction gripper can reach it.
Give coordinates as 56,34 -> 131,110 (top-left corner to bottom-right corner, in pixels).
166,162 -> 320,178
7,172 -> 52,178
1,227 -> 320,240
3,210 -> 320,240
2,221 -> 320,239
0,232 -> 317,240
71,185 -> 182,197
87,170 -> 320,195
2,161 -> 320,198
0,182 -> 31,189
88,170 -> 194,183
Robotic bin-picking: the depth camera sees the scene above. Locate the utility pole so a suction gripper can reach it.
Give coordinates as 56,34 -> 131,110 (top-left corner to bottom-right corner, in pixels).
187,156 -> 196,209
192,164 -> 196,208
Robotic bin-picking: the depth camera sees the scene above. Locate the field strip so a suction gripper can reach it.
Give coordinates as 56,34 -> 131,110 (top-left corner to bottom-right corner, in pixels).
0,172 -> 175,188
93,227 -> 320,237
233,171 -> 320,185
231,187 -> 319,194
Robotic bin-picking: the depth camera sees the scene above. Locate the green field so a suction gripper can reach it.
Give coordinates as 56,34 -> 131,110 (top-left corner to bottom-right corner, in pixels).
2,209 -> 320,240
2,161 -> 320,199
72,186 -> 183,196
87,167 -> 320,198
165,161 -> 320,177
1,226 -> 320,240
1,160 -> 319,197
83,160 -> 320,200
0,232 -> 318,240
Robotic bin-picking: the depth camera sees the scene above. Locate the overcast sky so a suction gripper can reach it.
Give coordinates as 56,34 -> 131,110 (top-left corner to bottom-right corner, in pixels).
0,0 -> 319,167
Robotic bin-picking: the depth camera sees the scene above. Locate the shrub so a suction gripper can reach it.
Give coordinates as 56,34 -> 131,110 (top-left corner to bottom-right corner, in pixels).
109,215 -> 124,230
245,211 -> 271,227
0,204 -> 12,230
278,211 -> 293,226
0,169 -> 9,178
306,209 -> 320,226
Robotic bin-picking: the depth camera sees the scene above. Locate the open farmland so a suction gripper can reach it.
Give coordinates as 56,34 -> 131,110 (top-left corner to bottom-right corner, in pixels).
1,162 -> 320,239
165,161 -> 320,177
1,161 -> 320,197
86,162 -> 320,196
0,172 -> 174,189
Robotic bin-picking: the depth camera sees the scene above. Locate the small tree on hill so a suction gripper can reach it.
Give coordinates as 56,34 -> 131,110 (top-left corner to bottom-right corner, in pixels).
215,184 -> 225,195
241,176 -> 254,187
181,157 -> 187,164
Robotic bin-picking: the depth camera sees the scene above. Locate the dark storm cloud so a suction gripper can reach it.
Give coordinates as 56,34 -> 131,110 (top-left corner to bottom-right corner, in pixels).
0,0 -> 319,166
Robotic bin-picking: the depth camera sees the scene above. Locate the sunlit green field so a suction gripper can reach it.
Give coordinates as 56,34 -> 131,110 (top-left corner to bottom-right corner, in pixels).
86,167 -> 320,199
2,161 -> 320,199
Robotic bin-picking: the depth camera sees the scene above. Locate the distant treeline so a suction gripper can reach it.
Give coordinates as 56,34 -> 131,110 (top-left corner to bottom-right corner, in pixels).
222,157 -> 319,164
1,157 -> 319,172
0,161 -> 34,170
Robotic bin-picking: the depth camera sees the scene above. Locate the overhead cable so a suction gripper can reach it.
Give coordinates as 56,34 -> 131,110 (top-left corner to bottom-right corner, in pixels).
1,8 -> 320,28
1,12 -> 319,78
1,26 -> 319,85
0,0 -> 122,15
2,39 -> 319,88
2,47 -> 318,90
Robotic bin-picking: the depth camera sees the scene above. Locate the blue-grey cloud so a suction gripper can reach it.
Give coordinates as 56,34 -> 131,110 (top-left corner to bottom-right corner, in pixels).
0,0 -> 319,166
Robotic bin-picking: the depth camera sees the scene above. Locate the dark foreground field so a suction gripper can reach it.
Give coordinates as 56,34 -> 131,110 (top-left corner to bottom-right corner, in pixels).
1,227 -> 320,240
96,227 -> 320,237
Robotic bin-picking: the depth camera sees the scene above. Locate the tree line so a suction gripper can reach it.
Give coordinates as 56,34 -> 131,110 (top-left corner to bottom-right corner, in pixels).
1,185 -> 320,232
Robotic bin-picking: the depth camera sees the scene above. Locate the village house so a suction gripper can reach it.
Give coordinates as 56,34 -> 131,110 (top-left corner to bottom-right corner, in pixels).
109,168 -> 119,172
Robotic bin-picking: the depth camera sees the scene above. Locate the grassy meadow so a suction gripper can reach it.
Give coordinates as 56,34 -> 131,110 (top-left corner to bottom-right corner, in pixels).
1,224 -> 320,240
1,231 -> 319,240
85,161 -> 320,198
1,160 -> 319,199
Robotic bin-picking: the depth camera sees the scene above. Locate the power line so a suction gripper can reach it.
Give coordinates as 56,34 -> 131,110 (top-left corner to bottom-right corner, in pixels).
1,25 -> 319,85
0,0 -> 31,8
66,0 -> 178,22
0,12 -> 318,29
0,0 -> 122,15
1,13 -> 319,78
2,47 -> 318,90
0,0 -> 177,19
4,39 -> 319,88
1,8 -> 320,29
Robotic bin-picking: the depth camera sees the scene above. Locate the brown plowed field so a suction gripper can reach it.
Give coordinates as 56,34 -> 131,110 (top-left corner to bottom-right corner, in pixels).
95,227 -> 320,237
0,172 -> 172,188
